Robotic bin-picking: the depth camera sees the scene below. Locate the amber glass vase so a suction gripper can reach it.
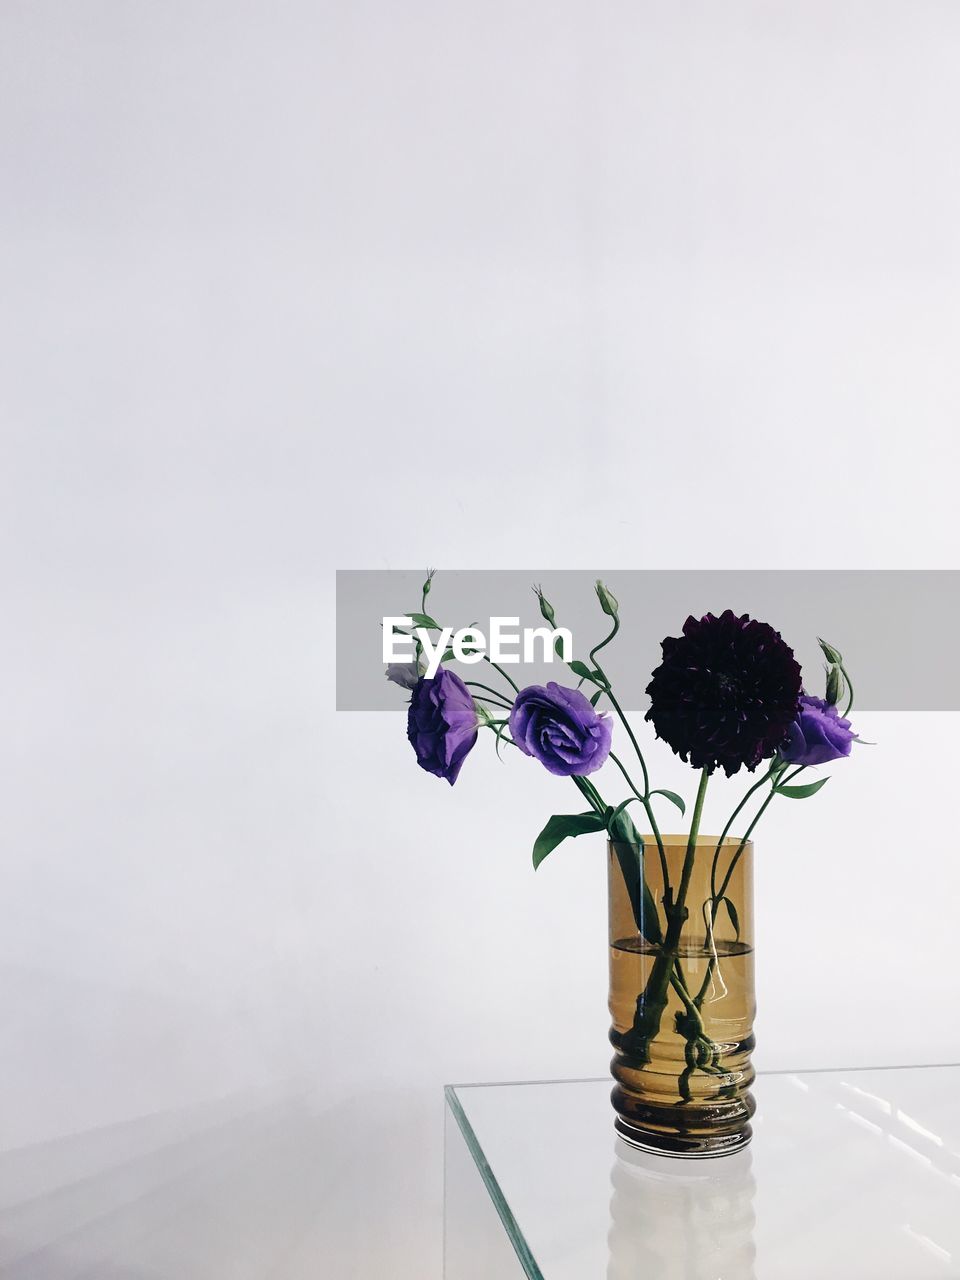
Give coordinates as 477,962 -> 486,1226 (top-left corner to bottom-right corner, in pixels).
608,835 -> 756,1157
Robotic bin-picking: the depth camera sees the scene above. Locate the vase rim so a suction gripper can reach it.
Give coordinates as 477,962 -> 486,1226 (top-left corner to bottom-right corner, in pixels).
609,833 -> 753,849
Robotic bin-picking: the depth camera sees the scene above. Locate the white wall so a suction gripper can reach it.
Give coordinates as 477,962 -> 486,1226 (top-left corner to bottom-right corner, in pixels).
2,2 -> 959,1277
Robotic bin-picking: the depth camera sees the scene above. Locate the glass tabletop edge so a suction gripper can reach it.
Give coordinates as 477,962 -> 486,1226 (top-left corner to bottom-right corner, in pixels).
446,1061 -> 960,1095
444,1085 -> 546,1280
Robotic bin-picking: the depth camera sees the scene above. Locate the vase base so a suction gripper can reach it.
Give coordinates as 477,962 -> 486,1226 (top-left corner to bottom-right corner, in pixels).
613,1115 -> 753,1159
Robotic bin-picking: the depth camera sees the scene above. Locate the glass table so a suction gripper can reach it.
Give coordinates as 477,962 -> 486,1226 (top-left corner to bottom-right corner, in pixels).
444,1067 -> 960,1279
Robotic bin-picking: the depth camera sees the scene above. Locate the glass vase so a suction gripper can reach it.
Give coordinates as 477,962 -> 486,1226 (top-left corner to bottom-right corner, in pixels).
608,834 -> 756,1158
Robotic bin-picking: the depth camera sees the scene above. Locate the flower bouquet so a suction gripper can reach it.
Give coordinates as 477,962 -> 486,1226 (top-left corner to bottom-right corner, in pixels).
387,574 -> 860,1157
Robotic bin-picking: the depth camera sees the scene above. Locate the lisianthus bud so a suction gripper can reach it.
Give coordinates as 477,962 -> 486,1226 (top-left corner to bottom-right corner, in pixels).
818,637 -> 842,665
825,664 -> 843,706
421,568 -> 436,598
534,584 -> 557,626
386,661 -> 421,690
595,580 -> 619,618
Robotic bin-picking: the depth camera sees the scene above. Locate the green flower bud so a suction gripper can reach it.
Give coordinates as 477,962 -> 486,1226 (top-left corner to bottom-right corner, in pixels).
533,584 -> 557,626
421,568 -> 436,597
817,637 -> 842,665
595,580 -> 619,618
825,664 -> 843,706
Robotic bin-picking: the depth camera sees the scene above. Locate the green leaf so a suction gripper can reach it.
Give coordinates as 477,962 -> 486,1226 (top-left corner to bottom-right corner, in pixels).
825,664 -> 844,707
409,612 -> 440,628
719,895 -> 741,939
768,757 -> 788,783
441,641 -> 483,659
608,798 -> 638,825
649,789 -> 686,817
775,777 -> 830,799
567,660 -> 595,681
492,719 -> 513,760
532,812 -> 607,869
589,689 -> 603,707
607,808 -> 664,946
817,637 -> 843,665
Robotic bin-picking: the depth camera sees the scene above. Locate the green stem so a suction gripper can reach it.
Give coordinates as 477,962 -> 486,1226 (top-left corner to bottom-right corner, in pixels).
709,764 -> 776,903
580,608 -> 652,831
715,765 -> 804,904
670,965 -> 704,1026
592,679 -> 669,894
672,768 -> 710,929
840,663 -> 855,718
600,686 -> 651,798
482,656 -> 520,694
562,602 -> 669,902
589,614 -> 620,670
465,682 -> 515,712
694,764 -> 806,1008
609,752 -> 670,898
619,770 -> 711,1068
478,722 -> 519,751
608,751 -> 643,800
473,697 -> 515,715
414,580 -> 429,665
572,774 -> 605,815
639,796 -> 669,906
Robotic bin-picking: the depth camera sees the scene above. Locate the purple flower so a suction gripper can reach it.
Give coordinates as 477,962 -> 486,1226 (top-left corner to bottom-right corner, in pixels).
407,668 -> 478,784
780,695 -> 857,766
509,682 -> 612,776
386,661 -> 421,690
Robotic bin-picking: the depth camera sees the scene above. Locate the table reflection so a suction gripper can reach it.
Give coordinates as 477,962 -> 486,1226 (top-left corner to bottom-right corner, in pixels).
608,1138 -> 756,1280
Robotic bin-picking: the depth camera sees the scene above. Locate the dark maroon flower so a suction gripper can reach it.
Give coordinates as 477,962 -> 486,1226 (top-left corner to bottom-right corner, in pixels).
407,668 -> 478,785
645,611 -> 802,777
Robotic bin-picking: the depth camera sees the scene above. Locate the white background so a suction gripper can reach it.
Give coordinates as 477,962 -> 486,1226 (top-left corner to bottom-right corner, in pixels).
2,2 -> 960,1276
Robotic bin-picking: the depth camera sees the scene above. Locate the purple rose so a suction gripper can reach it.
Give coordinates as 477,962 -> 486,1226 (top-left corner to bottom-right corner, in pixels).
780,694 -> 857,767
509,682 -> 612,776
407,668 -> 478,785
